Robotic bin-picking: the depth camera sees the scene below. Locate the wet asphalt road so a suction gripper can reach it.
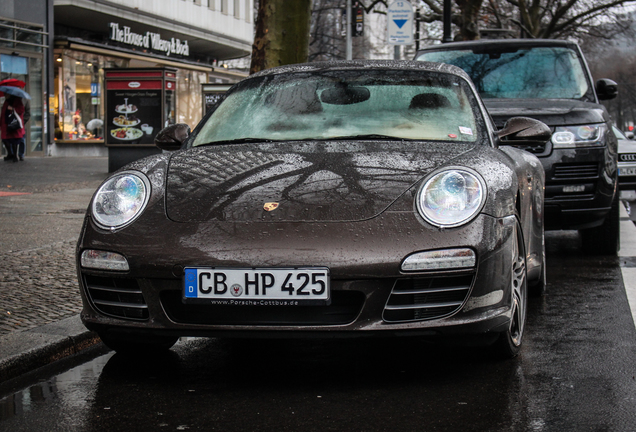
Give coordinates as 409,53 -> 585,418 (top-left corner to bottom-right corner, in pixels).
1,231 -> 636,432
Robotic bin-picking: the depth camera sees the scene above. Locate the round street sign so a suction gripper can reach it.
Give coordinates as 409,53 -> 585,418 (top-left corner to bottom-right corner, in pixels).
387,1 -> 413,45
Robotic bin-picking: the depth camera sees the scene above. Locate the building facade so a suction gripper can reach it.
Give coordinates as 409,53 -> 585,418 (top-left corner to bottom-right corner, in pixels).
0,0 -> 52,157
52,0 -> 252,156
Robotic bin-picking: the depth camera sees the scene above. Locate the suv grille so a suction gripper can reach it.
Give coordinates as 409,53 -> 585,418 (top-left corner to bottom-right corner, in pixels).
83,275 -> 148,320
553,163 -> 599,179
383,274 -> 474,323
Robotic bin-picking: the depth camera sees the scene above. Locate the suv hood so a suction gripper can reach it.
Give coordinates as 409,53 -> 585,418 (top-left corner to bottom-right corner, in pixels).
484,98 -> 608,128
165,141 -> 475,223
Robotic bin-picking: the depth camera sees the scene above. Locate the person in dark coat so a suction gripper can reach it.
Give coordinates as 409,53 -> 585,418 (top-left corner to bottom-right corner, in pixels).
1,95 -> 26,162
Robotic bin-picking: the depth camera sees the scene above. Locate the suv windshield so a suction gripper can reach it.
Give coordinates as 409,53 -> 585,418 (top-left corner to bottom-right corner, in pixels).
192,70 -> 482,146
416,47 -> 590,100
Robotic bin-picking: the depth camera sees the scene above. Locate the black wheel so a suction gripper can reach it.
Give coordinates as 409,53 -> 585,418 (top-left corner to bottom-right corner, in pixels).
581,194 -> 620,255
494,221 -> 527,359
98,332 -> 178,355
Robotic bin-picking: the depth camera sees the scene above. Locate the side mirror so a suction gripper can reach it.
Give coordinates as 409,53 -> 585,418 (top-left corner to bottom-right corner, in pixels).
596,78 -> 618,101
497,117 -> 551,142
627,131 -> 634,140
154,123 -> 191,151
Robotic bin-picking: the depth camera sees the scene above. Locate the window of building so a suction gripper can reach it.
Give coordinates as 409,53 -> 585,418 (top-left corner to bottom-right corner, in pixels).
0,19 -> 47,53
177,69 -> 206,128
54,50 -> 128,141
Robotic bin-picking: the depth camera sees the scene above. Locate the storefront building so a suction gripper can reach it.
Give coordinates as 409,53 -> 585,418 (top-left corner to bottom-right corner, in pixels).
52,0 -> 252,156
0,1 -> 52,157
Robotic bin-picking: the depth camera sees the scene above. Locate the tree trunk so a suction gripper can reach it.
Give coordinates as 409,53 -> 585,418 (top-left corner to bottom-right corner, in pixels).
250,0 -> 313,74
454,0 -> 483,40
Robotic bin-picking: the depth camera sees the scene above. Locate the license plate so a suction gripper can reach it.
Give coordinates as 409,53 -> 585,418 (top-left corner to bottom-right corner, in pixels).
619,167 -> 636,176
183,267 -> 330,305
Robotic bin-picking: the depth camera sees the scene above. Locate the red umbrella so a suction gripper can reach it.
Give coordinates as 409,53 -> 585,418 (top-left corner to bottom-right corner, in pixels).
0,79 -> 26,88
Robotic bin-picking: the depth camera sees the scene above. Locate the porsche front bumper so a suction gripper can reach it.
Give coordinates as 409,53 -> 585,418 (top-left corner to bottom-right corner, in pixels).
78,212 -> 518,340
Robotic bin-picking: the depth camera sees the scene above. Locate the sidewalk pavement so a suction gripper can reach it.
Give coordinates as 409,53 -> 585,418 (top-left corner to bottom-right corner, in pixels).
0,156 -> 109,382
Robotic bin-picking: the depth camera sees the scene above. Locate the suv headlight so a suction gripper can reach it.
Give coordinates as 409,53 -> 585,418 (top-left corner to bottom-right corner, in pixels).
552,124 -> 606,148
92,171 -> 151,230
416,168 -> 486,228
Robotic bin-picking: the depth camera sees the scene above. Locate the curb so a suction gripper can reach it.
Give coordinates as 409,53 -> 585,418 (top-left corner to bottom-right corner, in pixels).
0,315 -> 101,383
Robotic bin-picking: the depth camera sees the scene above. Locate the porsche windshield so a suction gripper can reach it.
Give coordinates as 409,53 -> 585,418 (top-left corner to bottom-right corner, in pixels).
416,46 -> 590,99
192,70 -> 482,146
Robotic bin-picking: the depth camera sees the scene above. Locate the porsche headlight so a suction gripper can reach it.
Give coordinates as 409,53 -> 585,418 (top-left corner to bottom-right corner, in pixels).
417,169 -> 486,228
91,171 -> 150,230
552,124 -> 606,148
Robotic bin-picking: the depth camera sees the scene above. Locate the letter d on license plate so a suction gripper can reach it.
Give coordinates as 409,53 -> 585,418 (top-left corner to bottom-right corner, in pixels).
183,267 -> 330,305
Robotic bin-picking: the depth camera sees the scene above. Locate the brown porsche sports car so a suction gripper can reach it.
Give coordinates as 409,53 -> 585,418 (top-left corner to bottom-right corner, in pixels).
77,60 -> 549,358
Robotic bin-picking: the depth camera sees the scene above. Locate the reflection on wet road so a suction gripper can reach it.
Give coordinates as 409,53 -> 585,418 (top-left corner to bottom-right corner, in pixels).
2,231 -> 636,431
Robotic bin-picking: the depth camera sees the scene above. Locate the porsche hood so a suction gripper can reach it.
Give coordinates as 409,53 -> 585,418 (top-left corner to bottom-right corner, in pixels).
165,142 -> 475,223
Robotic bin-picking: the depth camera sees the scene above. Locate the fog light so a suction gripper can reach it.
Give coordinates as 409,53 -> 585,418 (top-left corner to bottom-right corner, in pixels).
81,249 -> 129,271
401,248 -> 476,272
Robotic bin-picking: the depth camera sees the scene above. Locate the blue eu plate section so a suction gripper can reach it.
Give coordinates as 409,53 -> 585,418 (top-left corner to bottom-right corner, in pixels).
184,268 -> 198,298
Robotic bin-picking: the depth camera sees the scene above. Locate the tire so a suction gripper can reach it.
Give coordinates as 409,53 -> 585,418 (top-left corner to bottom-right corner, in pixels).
581,194 -> 620,256
98,332 -> 178,355
494,221 -> 528,359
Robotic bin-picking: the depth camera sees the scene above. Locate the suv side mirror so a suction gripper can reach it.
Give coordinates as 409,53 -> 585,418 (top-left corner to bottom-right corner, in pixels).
497,117 -> 551,142
596,78 -> 618,101
154,123 -> 190,151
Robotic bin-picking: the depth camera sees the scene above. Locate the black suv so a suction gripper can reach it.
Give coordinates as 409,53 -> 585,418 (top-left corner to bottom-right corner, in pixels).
416,39 -> 619,254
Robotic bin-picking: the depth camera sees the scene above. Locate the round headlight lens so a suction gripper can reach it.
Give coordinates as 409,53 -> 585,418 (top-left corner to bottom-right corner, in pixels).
417,169 -> 486,228
92,172 -> 150,229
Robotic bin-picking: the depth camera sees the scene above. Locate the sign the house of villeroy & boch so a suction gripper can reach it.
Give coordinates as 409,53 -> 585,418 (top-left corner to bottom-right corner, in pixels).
109,22 -> 190,57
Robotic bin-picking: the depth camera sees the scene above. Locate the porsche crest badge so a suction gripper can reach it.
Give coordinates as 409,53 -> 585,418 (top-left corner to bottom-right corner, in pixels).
264,202 -> 279,212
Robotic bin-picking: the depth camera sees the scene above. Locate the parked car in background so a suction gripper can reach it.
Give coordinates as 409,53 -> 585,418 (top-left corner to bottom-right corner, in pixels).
416,39 -> 620,254
615,126 -> 636,201
76,61 -> 549,358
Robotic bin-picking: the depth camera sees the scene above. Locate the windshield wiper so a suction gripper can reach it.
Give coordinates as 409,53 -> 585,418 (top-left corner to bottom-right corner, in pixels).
319,134 -> 408,141
196,138 -> 280,146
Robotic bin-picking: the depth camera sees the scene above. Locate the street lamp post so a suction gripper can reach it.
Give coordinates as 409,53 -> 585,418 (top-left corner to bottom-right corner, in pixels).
346,0 -> 352,60
443,0 -> 452,42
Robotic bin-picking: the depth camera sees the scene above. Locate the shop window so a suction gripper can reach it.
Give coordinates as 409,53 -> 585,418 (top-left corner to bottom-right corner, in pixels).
28,57 -> 43,152
177,69 -> 206,129
54,50 -> 128,142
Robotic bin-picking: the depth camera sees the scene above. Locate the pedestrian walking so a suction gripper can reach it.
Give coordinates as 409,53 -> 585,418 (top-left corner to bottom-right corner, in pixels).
1,95 -> 26,162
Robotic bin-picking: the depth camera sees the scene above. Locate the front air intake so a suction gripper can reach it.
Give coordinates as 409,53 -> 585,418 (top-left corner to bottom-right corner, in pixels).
83,275 -> 148,320
383,274 -> 474,323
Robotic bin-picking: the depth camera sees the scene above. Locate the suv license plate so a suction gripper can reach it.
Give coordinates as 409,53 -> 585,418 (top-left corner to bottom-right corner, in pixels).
183,267 -> 330,306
